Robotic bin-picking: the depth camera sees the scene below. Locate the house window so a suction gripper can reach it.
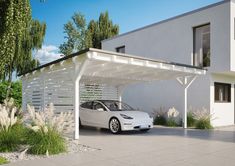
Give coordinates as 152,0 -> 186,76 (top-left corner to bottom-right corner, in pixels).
214,82 -> 231,103
193,24 -> 210,67
116,46 -> 125,53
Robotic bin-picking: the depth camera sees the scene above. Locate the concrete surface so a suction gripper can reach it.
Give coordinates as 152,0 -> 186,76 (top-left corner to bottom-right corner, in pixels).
6,126 -> 235,166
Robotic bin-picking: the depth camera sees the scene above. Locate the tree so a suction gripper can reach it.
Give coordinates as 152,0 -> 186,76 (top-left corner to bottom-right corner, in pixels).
0,0 -> 46,98
60,11 -> 119,55
59,13 -> 86,56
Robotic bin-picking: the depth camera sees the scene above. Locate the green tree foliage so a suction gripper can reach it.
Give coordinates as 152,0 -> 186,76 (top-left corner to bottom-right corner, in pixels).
0,81 -> 22,108
0,0 -> 46,98
59,12 -> 86,56
60,11 -> 119,55
0,0 -> 46,79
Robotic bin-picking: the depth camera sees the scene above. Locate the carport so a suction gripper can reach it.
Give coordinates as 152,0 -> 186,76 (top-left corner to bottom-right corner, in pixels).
20,48 -> 206,139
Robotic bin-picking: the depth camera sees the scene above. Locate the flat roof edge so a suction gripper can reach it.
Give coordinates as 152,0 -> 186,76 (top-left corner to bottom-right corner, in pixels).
19,48 -> 206,77
89,48 -> 206,71
102,0 -> 228,43
18,48 -> 90,76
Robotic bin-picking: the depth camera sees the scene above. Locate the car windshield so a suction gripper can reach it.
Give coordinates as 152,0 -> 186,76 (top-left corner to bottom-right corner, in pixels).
102,101 -> 134,111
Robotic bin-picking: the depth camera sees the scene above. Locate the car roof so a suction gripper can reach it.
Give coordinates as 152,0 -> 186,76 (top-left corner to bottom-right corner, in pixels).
83,100 -> 118,103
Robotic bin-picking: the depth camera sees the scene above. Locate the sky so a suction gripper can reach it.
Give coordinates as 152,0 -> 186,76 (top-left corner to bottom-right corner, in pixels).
30,0 -> 221,64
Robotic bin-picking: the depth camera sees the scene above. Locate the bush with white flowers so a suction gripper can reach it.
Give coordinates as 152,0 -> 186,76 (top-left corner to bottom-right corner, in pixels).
193,107 -> 213,129
0,104 -> 17,132
25,103 -> 74,155
0,98 -> 25,152
166,107 -> 181,127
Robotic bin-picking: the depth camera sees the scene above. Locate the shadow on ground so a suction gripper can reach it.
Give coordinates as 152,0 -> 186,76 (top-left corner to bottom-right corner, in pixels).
79,126 -> 235,143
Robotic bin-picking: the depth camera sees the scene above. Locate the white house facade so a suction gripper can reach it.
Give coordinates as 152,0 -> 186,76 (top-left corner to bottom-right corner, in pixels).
102,0 -> 235,127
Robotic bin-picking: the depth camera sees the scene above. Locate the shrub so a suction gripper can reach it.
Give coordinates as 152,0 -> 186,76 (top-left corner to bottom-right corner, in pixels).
0,124 -> 27,152
25,104 -> 73,155
154,115 -> 167,125
187,112 -> 196,127
195,118 -> 213,129
166,117 -> 178,127
0,100 -> 25,152
0,81 -> 22,108
153,107 -> 167,125
166,107 -> 181,127
27,129 -> 66,155
194,108 -> 213,129
0,156 -> 9,165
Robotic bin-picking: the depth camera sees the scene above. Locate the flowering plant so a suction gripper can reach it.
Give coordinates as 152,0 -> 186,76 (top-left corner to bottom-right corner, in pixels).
25,103 -> 73,134
0,99 -> 18,131
167,107 -> 179,118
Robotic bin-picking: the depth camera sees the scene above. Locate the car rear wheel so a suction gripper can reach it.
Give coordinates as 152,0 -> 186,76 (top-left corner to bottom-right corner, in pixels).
109,118 -> 121,134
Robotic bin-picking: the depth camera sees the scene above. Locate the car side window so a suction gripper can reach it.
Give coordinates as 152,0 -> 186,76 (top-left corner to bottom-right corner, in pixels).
93,102 -> 106,111
81,101 -> 93,109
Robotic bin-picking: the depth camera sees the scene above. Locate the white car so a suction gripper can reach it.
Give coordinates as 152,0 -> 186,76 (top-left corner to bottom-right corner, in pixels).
80,100 -> 153,134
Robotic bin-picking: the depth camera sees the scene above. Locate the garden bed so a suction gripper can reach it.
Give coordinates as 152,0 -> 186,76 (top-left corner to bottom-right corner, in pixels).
0,137 -> 99,163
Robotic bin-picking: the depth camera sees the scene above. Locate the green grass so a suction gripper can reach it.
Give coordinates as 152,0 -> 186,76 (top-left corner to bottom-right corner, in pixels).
27,129 -> 66,155
195,118 -> 213,129
166,118 -> 178,127
187,112 -> 196,127
0,156 -> 9,165
0,124 -> 27,152
154,115 -> 167,125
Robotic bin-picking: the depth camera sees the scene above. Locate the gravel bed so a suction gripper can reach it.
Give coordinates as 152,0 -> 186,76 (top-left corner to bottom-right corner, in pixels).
0,137 -> 99,163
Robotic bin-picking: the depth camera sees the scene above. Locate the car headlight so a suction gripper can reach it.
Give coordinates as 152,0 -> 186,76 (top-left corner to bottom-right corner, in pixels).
120,114 -> 133,119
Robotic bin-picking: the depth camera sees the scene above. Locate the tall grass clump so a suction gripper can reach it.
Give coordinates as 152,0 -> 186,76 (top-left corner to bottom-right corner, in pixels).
153,107 -> 182,127
166,117 -> 178,127
25,104 -> 73,155
166,107 -> 181,127
187,111 -> 196,127
0,98 -> 25,152
194,108 -> 213,129
153,107 -> 167,125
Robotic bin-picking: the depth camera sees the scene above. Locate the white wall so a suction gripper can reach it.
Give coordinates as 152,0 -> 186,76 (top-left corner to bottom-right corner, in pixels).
102,1 -> 230,118
102,1 -> 231,72
121,75 -> 210,117
230,1 -> 235,71
210,73 -> 235,127
22,60 -> 75,113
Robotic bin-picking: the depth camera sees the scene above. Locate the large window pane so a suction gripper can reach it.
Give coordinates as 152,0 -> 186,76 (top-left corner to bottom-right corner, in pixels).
193,24 -> 210,67
214,83 -> 231,103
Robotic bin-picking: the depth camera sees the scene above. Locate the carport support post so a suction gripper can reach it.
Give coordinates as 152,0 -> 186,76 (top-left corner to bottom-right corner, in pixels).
184,87 -> 188,129
74,78 -> 80,140
177,76 -> 197,129
73,58 -> 88,140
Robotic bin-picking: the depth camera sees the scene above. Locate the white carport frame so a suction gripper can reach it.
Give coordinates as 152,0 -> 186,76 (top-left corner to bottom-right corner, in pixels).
20,48 -> 206,140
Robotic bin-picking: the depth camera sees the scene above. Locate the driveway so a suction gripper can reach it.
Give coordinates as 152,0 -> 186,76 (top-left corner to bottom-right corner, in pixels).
6,126 -> 235,166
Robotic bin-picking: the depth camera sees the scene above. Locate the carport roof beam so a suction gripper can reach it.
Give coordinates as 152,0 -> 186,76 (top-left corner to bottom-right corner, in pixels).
19,48 -> 206,79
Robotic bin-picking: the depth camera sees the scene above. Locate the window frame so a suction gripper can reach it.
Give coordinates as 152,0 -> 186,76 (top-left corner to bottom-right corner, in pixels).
193,23 -> 211,68
214,82 -> 231,103
116,45 -> 125,53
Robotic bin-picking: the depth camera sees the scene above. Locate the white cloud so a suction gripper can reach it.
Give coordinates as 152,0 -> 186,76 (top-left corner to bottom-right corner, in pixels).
34,45 -> 63,65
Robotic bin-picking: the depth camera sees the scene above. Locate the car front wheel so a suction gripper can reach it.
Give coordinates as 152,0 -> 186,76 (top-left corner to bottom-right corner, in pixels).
109,118 -> 121,134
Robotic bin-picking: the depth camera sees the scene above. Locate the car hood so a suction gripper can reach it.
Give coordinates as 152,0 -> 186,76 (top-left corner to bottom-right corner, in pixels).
117,111 -> 150,119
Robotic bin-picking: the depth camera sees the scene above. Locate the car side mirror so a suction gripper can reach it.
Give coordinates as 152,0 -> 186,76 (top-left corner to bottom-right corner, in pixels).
97,108 -> 104,112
